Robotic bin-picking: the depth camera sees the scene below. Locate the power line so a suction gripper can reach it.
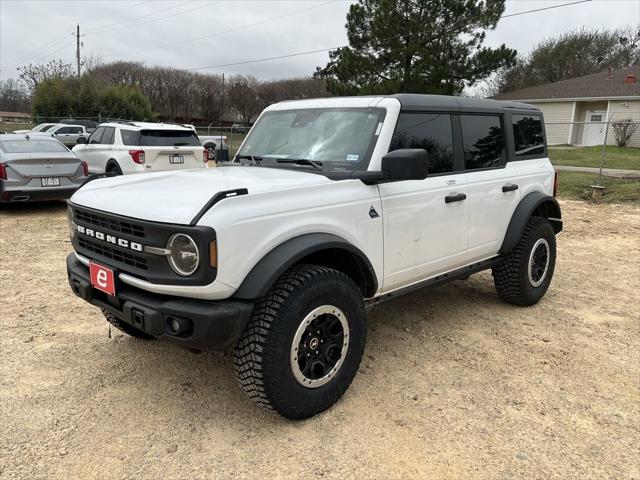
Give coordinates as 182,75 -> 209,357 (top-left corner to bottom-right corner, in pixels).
104,0 -> 341,60
186,0 -> 593,72
84,1 -> 208,35
503,0 -> 591,18
11,30 -> 71,64
81,0 -> 150,26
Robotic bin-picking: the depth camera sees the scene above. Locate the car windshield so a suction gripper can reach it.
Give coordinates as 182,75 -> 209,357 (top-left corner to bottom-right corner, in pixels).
0,139 -> 69,153
33,124 -> 56,132
235,108 -> 386,172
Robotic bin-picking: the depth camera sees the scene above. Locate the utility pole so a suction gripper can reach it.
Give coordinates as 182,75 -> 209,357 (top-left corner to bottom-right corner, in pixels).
72,24 -> 84,76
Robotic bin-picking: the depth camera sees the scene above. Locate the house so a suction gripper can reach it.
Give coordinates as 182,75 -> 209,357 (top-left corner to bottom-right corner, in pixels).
493,65 -> 640,147
0,111 -> 32,124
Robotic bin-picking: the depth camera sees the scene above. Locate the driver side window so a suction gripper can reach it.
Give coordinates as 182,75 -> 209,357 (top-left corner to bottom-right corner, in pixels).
88,127 -> 105,144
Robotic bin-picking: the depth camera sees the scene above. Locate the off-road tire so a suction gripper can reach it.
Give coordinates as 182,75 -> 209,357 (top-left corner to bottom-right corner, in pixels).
493,216 -> 556,306
102,310 -> 155,340
233,264 -> 366,420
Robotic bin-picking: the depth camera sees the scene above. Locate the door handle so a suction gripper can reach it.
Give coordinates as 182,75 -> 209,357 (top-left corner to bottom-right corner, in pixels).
445,193 -> 467,204
502,183 -> 519,192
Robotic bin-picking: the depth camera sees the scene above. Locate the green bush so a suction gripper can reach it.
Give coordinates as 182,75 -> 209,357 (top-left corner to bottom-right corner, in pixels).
98,85 -> 154,121
31,77 -> 154,121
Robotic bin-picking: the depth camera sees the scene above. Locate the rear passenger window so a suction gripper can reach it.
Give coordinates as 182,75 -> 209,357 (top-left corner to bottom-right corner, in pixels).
102,127 -> 115,145
390,113 -> 454,174
461,115 -> 505,170
512,115 -> 544,156
120,129 -> 139,146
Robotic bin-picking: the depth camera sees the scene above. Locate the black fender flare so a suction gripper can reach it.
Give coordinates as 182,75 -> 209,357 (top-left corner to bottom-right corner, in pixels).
233,233 -> 378,299
499,192 -> 562,254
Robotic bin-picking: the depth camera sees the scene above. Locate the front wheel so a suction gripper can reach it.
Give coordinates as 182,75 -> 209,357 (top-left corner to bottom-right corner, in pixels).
233,264 -> 366,419
493,216 -> 557,306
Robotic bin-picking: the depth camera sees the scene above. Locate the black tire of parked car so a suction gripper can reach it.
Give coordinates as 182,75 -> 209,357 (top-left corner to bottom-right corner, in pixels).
492,216 -> 557,306
204,144 -> 216,161
106,162 -> 123,176
233,264 -> 366,420
102,310 -> 155,340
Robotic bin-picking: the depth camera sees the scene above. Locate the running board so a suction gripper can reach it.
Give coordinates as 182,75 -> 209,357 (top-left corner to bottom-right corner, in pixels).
368,257 -> 500,307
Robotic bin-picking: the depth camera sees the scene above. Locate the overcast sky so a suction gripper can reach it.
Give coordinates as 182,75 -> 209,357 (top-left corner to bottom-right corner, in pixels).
1,0 -> 638,85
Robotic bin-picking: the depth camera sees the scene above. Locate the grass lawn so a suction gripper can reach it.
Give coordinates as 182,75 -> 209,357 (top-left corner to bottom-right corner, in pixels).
557,171 -> 640,204
549,146 -> 640,170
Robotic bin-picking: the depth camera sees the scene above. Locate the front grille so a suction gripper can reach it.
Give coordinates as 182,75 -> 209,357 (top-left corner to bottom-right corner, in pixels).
70,203 -> 217,286
79,237 -> 148,270
75,209 -> 145,238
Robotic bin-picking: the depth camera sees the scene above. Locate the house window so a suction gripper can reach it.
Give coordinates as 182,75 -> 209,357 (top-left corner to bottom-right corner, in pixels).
512,114 -> 544,156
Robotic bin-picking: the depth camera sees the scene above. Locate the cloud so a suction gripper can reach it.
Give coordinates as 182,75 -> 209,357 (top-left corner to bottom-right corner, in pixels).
1,0 -> 637,83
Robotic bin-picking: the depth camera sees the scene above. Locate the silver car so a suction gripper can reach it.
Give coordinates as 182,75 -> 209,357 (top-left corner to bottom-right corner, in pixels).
32,124 -> 89,147
0,134 -> 88,202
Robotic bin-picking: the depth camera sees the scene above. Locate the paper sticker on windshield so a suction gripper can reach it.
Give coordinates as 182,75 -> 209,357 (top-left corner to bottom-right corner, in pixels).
375,122 -> 383,136
346,154 -> 360,162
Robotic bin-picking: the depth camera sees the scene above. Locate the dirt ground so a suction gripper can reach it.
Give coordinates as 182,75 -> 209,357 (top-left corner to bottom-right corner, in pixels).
1,200 -> 638,480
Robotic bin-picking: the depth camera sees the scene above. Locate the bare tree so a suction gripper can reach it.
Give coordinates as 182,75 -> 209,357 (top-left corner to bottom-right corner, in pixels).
612,120 -> 639,147
0,79 -> 30,111
228,75 -> 261,124
17,60 -> 74,94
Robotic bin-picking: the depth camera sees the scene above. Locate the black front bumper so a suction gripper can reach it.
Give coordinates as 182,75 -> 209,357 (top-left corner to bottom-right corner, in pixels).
66,254 -> 253,350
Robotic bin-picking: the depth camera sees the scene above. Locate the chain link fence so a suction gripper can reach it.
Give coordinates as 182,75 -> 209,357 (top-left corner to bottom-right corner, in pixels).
0,114 -> 249,161
544,118 -> 639,178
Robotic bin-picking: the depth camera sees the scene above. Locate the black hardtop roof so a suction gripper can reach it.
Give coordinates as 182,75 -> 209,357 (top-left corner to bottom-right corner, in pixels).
390,94 -> 540,112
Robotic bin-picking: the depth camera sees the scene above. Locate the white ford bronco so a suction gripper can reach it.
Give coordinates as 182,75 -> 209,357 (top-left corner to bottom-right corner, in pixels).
66,94 -> 562,419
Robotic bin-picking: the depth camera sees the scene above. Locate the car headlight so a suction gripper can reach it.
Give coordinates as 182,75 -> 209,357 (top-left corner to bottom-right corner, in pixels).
167,233 -> 199,276
67,207 -> 75,239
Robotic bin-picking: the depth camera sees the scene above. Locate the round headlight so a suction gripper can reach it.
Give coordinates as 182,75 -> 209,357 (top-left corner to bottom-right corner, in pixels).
167,234 -> 199,276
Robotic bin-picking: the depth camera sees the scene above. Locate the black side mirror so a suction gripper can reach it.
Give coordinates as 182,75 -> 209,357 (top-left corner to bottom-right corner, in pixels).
381,149 -> 429,182
76,136 -> 87,144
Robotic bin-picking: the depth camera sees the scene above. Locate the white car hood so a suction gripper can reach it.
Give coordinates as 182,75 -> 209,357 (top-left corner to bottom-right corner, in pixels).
70,166 -> 333,225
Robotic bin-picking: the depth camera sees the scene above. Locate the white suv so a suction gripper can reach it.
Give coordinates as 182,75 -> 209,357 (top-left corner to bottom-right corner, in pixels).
72,122 -> 206,175
66,95 -> 562,420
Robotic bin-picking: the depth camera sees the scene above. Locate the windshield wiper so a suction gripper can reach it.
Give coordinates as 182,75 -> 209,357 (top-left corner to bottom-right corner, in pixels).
235,155 -> 263,165
276,158 -> 323,170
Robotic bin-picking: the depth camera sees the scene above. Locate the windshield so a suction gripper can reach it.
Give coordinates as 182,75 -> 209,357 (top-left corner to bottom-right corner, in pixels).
0,139 -> 69,153
236,107 -> 385,171
34,124 -> 56,132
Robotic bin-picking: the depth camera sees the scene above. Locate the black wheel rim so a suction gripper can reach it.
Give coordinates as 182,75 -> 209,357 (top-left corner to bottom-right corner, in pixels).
290,305 -> 349,388
528,238 -> 550,287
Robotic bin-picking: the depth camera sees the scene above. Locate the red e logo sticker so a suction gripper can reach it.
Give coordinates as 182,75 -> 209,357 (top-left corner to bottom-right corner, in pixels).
89,262 -> 116,296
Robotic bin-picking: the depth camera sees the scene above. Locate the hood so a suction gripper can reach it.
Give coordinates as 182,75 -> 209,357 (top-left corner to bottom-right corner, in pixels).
70,165 -> 333,225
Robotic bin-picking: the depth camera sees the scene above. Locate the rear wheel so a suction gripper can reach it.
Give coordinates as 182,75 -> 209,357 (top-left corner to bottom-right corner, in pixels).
106,162 -> 123,175
102,310 -> 155,340
204,143 -> 216,161
493,216 -> 556,306
233,264 -> 366,419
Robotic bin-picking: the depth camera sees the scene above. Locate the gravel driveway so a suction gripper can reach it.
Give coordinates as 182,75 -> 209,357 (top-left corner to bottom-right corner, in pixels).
1,200 -> 638,480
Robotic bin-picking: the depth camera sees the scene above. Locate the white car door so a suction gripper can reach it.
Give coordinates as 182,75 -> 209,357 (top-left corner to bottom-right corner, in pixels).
461,114 -> 521,262
77,127 -> 105,173
94,126 -> 116,173
378,112 -> 469,292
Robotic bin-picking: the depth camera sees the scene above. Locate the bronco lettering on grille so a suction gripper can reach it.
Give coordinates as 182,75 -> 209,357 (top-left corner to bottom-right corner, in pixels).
76,224 -> 143,252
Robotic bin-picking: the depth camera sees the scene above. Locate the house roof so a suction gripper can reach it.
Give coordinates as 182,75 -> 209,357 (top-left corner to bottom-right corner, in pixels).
0,111 -> 31,117
493,65 -> 640,101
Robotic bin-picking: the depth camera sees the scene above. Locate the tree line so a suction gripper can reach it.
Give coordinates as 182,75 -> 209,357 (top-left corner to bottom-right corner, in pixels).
0,0 -> 638,119
1,60 -> 327,125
